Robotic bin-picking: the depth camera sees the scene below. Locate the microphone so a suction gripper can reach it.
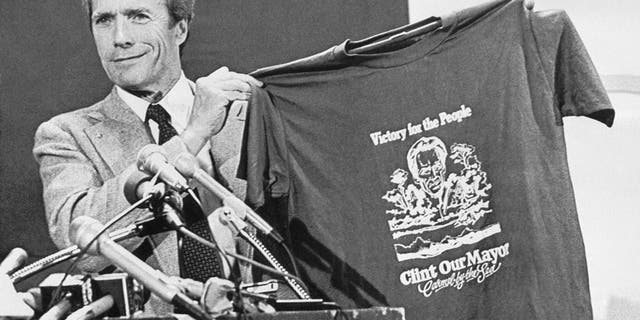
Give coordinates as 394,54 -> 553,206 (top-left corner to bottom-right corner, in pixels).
10,218 -> 171,285
39,294 -> 72,320
136,144 -> 189,192
173,152 -> 284,243
123,170 -> 166,206
69,216 -> 212,320
123,171 -> 185,231
150,194 -> 185,230
1,247 -> 28,274
65,294 -> 114,320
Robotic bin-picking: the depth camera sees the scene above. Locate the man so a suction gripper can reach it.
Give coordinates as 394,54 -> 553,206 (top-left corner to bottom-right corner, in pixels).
33,0 -> 260,312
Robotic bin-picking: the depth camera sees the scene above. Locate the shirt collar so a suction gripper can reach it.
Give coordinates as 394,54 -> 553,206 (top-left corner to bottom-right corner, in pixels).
115,72 -> 194,133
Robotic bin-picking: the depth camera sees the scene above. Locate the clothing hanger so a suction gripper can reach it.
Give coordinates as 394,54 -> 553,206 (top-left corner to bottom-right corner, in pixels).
349,15 -> 451,54
349,0 -> 534,55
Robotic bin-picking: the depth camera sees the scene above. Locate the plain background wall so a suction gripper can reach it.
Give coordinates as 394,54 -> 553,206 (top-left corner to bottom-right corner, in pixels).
407,1 -> 639,319
0,0 -> 407,289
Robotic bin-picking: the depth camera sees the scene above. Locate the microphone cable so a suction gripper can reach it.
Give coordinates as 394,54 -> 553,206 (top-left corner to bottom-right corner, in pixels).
175,226 -> 305,289
186,188 -> 204,213
178,189 -> 251,317
45,191 -> 154,311
279,240 -> 301,278
180,189 -> 238,282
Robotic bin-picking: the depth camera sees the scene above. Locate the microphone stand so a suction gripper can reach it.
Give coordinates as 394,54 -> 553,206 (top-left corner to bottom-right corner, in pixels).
143,188 -> 311,313
145,191 -> 303,285
215,207 -> 311,300
172,152 -> 284,243
10,214 -> 174,284
70,216 -> 213,320
10,176 -> 182,284
12,181 -> 171,284
146,191 -> 250,315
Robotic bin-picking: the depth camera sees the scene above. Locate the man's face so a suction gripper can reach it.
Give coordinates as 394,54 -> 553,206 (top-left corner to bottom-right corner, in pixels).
416,148 -> 446,195
90,0 -> 187,93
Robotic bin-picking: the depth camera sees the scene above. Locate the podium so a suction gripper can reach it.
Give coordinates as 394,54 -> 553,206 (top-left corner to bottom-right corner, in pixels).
218,307 -> 405,320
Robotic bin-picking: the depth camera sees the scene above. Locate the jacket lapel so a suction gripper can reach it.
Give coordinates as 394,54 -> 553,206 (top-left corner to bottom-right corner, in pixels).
84,88 -> 154,176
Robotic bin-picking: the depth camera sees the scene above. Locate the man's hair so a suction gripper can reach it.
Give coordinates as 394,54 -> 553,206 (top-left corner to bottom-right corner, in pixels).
81,0 -> 196,25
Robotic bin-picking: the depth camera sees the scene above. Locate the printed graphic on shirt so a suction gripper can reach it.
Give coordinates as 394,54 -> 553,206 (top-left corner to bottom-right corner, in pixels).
399,242 -> 509,298
383,136 -> 509,298
382,136 -> 499,262
369,104 -> 473,147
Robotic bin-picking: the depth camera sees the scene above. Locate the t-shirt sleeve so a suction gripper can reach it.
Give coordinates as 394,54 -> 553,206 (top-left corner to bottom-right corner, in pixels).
238,85 -> 290,208
530,9 -> 614,126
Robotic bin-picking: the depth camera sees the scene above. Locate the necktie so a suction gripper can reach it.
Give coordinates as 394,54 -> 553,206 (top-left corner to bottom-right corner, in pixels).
145,104 -> 224,282
145,104 -> 179,144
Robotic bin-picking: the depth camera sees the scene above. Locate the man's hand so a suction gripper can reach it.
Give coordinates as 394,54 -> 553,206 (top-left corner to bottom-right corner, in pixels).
181,67 -> 262,154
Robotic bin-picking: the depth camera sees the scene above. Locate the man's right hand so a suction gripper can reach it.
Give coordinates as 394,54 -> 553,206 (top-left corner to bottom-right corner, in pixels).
181,66 -> 262,154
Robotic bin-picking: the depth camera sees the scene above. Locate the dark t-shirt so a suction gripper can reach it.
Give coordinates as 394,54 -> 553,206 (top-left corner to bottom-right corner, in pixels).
241,1 -> 614,319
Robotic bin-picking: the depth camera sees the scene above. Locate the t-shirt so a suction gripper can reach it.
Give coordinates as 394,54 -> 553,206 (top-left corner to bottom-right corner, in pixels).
241,0 -> 614,319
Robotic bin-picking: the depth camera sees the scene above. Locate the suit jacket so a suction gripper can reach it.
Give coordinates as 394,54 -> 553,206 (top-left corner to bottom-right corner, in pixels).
33,86 -> 248,313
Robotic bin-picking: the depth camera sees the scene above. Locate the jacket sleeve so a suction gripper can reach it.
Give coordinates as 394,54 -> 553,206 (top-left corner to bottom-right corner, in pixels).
33,117 -> 190,272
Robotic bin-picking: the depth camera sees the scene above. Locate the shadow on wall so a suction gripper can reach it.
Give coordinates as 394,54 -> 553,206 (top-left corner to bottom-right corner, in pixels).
605,296 -> 640,320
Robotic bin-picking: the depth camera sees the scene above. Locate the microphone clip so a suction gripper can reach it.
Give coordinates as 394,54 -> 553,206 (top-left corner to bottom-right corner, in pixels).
148,189 -> 186,231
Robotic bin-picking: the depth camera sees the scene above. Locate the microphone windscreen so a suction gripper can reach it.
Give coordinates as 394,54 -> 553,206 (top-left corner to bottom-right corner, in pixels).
39,295 -> 72,320
173,152 -> 199,178
136,144 -> 166,171
65,294 -> 114,320
69,216 -> 103,256
135,144 -> 189,192
123,170 -> 153,205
